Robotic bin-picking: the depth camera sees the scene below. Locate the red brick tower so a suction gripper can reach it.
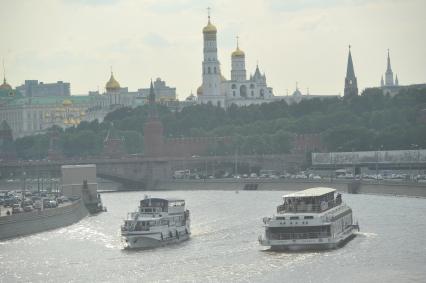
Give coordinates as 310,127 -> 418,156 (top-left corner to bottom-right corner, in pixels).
143,80 -> 164,157
103,124 -> 125,158
47,126 -> 63,160
0,120 -> 16,160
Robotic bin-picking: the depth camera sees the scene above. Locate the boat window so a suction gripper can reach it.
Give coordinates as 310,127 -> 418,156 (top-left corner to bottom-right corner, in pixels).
135,221 -> 144,231
276,217 -> 285,220
304,216 -> 314,219
290,216 -> 299,220
169,201 -> 185,207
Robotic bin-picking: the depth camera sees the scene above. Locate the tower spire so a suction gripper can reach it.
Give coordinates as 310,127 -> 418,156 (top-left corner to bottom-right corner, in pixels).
149,78 -> 155,105
346,45 -> 355,78
386,48 -> 392,72
385,48 -> 394,86
0,58 -> 12,90
344,44 -> 358,98
207,7 -> 211,22
2,58 -> 6,84
148,79 -> 158,119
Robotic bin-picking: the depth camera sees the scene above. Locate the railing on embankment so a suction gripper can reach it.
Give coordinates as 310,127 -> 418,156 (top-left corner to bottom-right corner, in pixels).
152,179 -> 426,197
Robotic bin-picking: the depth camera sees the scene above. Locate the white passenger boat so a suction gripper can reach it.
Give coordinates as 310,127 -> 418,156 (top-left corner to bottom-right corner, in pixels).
259,187 -> 359,251
121,197 -> 190,249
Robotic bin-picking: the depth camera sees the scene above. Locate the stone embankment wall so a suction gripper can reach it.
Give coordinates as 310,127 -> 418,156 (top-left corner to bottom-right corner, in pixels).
0,200 -> 88,240
153,180 -> 426,197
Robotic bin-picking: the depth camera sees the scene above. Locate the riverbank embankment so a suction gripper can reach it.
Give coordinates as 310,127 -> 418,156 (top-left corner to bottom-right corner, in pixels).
151,179 -> 426,198
0,200 -> 88,240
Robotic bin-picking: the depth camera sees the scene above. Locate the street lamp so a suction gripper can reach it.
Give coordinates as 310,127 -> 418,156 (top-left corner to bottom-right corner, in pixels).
376,145 -> 383,182
410,144 -> 419,182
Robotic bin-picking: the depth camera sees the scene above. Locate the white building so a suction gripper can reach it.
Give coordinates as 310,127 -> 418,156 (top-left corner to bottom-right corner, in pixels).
87,71 -> 144,122
197,14 -> 274,108
196,14 -> 339,108
139,78 -> 176,103
0,92 -> 91,138
278,83 -> 340,104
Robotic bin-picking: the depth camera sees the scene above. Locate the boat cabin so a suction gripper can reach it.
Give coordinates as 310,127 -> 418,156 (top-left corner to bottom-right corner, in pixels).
139,197 -> 185,214
277,187 -> 342,213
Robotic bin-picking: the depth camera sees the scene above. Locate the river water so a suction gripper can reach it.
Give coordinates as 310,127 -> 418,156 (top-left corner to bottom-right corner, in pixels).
1,187 -> 426,282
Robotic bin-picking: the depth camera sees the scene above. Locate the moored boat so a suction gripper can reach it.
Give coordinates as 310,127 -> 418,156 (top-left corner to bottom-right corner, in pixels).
259,187 -> 359,251
121,196 -> 190,249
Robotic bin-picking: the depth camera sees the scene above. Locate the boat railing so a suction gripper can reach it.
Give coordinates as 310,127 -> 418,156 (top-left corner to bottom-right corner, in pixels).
121,224 -> 150,232
269,231 -> 330,240
277,197 -> 342,213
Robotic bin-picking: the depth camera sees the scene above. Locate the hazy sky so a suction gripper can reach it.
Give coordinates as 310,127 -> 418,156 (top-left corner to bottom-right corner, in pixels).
1,0 -> 425,99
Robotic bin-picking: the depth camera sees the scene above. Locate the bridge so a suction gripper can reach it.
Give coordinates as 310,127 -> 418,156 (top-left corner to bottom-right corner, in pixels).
0,154 -> 304,189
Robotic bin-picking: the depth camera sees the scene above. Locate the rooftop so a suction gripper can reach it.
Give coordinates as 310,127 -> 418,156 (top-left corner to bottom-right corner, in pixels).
283,187 -> 336,198
142,197 -> 185,203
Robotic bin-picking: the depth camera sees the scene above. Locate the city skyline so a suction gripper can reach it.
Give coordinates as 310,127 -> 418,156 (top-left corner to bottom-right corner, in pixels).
1,0 -> 425,99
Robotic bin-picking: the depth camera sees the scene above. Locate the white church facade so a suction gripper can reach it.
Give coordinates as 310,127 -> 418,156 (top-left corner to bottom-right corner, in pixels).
197,14 -> 275,108
379,49 -> 402,97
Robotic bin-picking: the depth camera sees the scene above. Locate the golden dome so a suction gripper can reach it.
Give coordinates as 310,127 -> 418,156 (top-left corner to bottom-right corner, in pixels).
106,72 -> 121,91
197,85 -> 203,96
62,99 -> 73,107
0,78 -> 12,90
203,20 -> 217,33
232,47 -> 245,57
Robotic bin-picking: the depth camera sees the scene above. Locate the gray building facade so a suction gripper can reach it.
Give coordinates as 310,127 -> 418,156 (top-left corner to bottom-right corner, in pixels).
16,80 -> 70,97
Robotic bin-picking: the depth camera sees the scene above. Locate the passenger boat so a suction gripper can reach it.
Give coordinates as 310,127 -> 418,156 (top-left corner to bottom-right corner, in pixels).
121,197 -> 190,249
259,187 -> 359,251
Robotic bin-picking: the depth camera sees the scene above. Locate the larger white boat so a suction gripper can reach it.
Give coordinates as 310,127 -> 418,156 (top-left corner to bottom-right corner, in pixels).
259,187 -> 359,251
121,197 -> 190,249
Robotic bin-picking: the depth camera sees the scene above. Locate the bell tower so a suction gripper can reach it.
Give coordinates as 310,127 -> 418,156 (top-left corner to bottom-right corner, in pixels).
231,36 -> 246,82
200,8 -> 225,107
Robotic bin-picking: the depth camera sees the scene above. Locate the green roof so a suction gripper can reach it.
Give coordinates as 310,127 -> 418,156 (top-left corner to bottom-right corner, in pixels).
1,95 -> 91,106
0,88 -> 23,99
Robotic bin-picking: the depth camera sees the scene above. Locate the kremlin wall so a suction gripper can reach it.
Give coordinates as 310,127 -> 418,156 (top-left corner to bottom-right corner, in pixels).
143,82 -> 230,158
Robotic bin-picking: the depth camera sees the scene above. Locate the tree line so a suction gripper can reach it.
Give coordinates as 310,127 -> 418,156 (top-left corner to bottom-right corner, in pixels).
10,87 -> 426,159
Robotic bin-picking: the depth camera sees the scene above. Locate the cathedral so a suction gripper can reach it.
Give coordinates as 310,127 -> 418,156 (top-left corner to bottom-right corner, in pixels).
380,49 -> 401,96
197,13 -> 274,108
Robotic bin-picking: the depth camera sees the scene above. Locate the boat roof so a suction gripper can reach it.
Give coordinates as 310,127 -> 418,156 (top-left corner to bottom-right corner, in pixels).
283,187 -> 336,198
141,197 -> 185,202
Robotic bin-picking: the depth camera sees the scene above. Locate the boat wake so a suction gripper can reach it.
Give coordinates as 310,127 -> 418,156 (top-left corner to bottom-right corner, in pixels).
354,231 -> 378,238
55,222 -> 120,249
